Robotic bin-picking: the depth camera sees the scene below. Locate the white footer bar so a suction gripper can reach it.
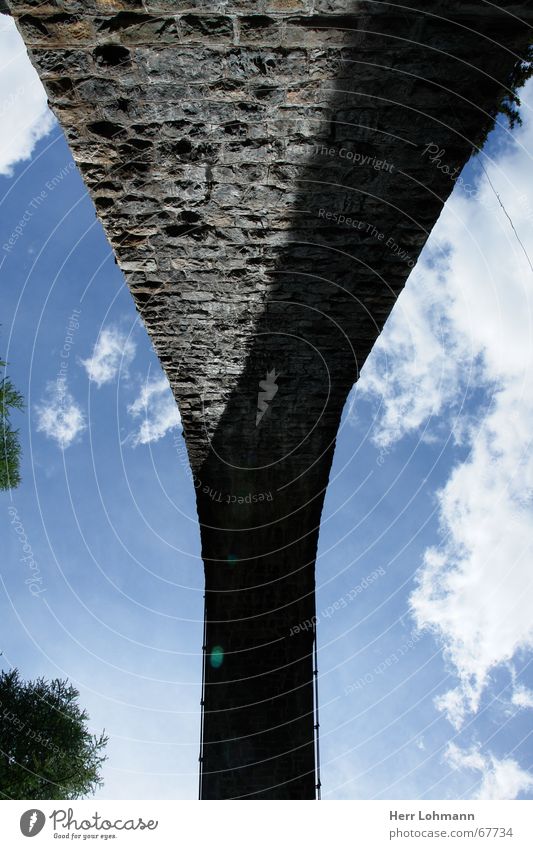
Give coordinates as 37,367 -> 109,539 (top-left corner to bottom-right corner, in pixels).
1,799 -> 532,847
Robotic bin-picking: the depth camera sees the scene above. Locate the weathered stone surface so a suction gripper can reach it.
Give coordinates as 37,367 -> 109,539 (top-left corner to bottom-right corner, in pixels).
6,0 -> 532,798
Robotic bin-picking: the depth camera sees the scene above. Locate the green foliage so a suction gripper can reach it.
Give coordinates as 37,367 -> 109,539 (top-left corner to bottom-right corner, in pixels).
470,50 -> 533,154
0,669 -> 108,800
499,48 -> 533,130
0,359 -> 24,490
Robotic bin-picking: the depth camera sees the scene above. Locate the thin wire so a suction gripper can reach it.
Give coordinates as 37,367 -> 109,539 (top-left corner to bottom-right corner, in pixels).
313,621 -> 322,800
445,78 -> 533,278
198,593 -> 207,799
478,157 -> 533,274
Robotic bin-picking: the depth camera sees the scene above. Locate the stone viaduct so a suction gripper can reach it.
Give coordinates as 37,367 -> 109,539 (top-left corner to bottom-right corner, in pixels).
5,0 -> 532,799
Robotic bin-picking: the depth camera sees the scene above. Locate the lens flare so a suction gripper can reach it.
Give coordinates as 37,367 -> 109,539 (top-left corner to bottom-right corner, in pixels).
209,645 -> 224,668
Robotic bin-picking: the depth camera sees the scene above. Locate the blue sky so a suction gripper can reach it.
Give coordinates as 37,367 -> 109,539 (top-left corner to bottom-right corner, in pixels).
1,15 -> 532,800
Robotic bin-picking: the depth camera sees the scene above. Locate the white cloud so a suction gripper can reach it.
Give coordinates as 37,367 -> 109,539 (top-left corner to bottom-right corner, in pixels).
412,378 -> 533,727
446,742 -> 486,773
128,375 -> 181,446
350,257 -> 470,446
0,15 -> 55,176
35,382 -> 86,449
511,685 -> 533,709
446,743 -> 533,800
82,327 -> 136,387
355,81 -> 533,729
409,174 -> 533,726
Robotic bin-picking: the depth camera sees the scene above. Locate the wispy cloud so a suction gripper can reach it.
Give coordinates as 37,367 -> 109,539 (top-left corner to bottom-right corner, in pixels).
409,130 -> 533,727
128,375 -> 181,447
446,743 -> 533,800
354,82 -> 533,730
350,258 -> 469,446
412,378 -> 533,727
35,383 -> 86,449
81,327 -> 136,388
511,684 -> 533,710
0,16 -> 55,177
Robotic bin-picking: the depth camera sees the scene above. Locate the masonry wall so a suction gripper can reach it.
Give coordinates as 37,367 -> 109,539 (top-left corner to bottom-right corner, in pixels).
7,0 -> 532,798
